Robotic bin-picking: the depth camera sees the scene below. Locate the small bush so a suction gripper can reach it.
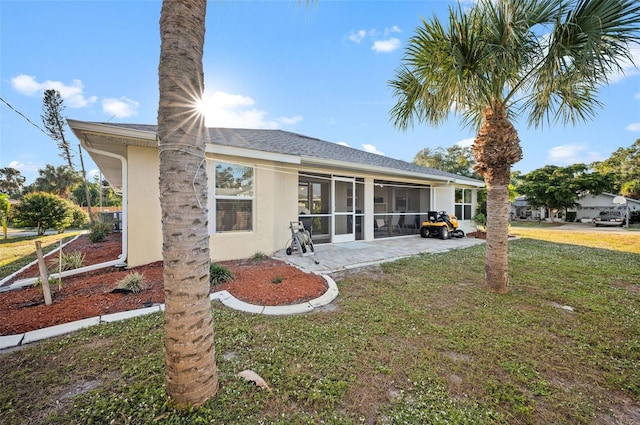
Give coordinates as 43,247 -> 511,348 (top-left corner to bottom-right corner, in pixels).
210,263 -> 233,285
70,206 -> 90,228
271,276 -> 283,284
472,213 -> 486,231
33,275 -> 62,290
115,272 -> 147,294
88,221 -> 112,243
251,251 -> 268,262
49,250 -> 85,272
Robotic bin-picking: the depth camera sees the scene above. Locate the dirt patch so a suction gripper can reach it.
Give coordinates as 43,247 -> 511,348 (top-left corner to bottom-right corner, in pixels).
0,233 -> 327,336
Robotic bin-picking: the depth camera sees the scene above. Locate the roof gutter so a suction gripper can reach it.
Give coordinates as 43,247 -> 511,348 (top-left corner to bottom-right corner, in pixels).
66,119 -> 156,144
3,144 -> 129,289
300,156 -> 485,187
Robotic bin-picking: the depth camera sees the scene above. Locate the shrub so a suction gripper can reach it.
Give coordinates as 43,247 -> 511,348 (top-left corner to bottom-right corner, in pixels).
472,213 -> 486,231
251,251 -> 268,262
209,263 -> 233,285
88,221 -> 112,243
69,205 -> 90,228
115,272 -> 147,294
271,276 -> 283,284
12,192 -> 74,235
33,275 -> 62,291
49,250 -> 85,272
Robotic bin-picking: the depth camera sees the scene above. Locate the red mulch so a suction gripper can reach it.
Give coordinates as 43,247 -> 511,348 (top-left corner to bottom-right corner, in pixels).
0,233 -> 327,336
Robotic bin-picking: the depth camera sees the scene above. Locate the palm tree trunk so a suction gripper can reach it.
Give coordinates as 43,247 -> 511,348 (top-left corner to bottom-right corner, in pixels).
473,105 -> 522,293
158,0 -> 217,408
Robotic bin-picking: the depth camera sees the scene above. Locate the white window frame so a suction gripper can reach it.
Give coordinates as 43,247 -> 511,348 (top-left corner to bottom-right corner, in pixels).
454,188 -> 473,220
213,161 -> 254,233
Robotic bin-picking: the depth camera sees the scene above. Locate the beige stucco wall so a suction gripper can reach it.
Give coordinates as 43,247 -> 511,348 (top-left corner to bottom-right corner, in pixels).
126,145 -> 162,267
208,158 -> 298,261
124,147 -> 299,266
123,145 -> 482,265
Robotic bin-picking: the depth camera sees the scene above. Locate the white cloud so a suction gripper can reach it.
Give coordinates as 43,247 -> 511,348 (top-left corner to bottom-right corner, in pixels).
349,30 -> 367,43
372,38 -> 401,53
8,160 -> 40,175
336,141 -> 349,147
626,122 -> 640,131
547,143 -> 603,165
384,25 -> 401,36
11,74 -> 97,108
102,97 -> 139,118
608,47 -> 640,83
362,144 -> 384,155
199,90 -> 302,129
455,137 -> 475,148
87,168 -> 100,180
278,115 -> 303,126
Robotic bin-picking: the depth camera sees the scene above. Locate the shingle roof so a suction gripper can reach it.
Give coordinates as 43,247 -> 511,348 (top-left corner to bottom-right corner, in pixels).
102,123 -> 482,184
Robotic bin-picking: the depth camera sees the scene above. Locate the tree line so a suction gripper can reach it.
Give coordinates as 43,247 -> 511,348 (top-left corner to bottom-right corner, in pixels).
413,139 -> 640,219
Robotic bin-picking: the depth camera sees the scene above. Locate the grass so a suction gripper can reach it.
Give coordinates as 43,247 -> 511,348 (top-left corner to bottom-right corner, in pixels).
510,222 -> 640,254
1,229 -> 639,424
0,230 -> 82,279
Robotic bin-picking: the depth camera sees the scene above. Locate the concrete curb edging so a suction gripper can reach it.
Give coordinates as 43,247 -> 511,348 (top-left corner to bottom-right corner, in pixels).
0,274 -> 339,352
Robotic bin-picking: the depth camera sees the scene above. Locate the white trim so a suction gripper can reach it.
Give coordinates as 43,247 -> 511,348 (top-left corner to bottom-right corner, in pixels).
332,176 -> 356,243
207,144 -> 301,164
300,156 -> 484,188
66,119 -> 156,145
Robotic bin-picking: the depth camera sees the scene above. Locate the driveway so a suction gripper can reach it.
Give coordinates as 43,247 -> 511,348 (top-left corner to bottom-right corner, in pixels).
541,222 -> 632,233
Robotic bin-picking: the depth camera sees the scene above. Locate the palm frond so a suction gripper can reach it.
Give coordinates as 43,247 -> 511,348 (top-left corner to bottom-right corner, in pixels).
525,0 -> 640,128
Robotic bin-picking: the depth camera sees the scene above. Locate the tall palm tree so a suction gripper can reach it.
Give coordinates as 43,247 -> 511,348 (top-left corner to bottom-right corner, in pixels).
158,0 -> 217,407
389,0 -> 640,293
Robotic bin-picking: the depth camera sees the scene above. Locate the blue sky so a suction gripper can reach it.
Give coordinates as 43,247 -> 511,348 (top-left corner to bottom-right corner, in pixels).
2,0 -> 640,185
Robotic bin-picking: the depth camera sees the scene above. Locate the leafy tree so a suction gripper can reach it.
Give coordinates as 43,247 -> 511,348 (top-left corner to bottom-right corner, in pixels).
30,165 -> 81,199
413,145 -> 481,179
0,167 -> 26,198
389,0 -> 640,293
72,179 -> 122,207
517,164 -> 613,218
158,0 -> 217,407
0,193 -> 10,239
592,139 -> 640,199
12,192 -> 75,235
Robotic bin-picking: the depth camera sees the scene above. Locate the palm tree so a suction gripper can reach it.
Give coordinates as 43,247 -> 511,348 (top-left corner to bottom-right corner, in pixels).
389,0 -> 640,293
31,164 -> 81,199
158,0 -> 217,407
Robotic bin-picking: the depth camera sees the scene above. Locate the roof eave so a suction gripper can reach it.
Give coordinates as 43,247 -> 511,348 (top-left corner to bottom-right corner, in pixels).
300,156 -> 484,187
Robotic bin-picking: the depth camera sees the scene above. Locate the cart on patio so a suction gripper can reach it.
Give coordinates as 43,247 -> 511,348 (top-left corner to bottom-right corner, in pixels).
286,221 -> 315,257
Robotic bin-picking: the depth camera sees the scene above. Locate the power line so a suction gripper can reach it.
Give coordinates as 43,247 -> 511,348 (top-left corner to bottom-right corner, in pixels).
0,96 -> 49,137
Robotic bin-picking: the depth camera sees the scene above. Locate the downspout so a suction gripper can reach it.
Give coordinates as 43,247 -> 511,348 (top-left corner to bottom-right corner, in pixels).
2,148 -> 128,290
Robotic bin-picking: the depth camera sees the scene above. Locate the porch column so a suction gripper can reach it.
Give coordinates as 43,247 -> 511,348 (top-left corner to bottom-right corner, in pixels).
363,177 -> 374,241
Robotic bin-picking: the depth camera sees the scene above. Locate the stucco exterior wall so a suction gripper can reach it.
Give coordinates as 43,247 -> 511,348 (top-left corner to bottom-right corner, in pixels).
208,157 -> 298,261
126,145 -> 162,267
124,147 -> 481,265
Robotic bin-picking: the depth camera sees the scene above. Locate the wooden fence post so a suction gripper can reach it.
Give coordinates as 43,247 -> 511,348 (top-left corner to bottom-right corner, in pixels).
35,241 -> 52,306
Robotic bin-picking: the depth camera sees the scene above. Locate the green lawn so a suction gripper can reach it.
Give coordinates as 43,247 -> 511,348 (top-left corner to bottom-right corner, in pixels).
1,230 -> 639,424
510,223 -> 640,254
0,231 -> 83,279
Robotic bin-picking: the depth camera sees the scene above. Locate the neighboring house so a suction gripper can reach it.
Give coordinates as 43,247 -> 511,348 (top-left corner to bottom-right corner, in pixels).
68,119 -> 484,267
571,193 -> 640,222
511,195 -> 544,220
510,193 -> 640,222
